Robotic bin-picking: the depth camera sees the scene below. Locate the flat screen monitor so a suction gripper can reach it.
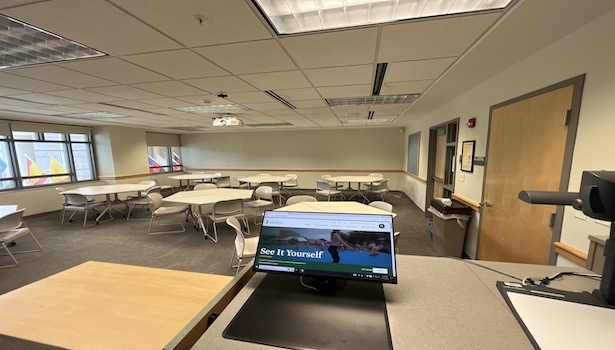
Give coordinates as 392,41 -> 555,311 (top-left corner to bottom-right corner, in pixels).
254,210 -> 397,283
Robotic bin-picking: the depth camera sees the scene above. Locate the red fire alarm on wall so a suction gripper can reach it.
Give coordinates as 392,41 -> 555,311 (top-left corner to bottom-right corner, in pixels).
467,117 -> 476,128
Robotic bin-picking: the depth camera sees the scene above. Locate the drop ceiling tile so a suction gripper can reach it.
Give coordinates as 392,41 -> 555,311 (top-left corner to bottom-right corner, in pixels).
10,66 -> 116,88
0,97 -> 50,108
330,105 -> 370,118
242,101 -> 290,111
45,105 -> 101,114
378,13 -> 501,62
175,95 -> 229,105
131,81 -> 207,97
316,85 -> 371,98
61,58 -> 169,84
296,107 -> 335,118
183,76 -> 257,93
108,0 -> 272,47
3,0 -> 182,55
274,88 -> 321,101
226,92 -> 275,104
315,119 -> 342,127
122,50 -> 228,79
102,100 -> 162,111
261,109 -> 300,117
304,65 -> 373,87
380,80 -> 432,95
386,58 -> 456,82
47,89 -> 123,103
239,71 -> 311,90
0,86 -> 29,95
291,100 -> 328,108
136,98 -> 192,108
87,86 -> 163,100
0,73 -> 70,92
195,40 -> 296,74
8,93 -> 84,105
281,28 -> 378,69
369,104 -> 411,115
289,119 -> 319,127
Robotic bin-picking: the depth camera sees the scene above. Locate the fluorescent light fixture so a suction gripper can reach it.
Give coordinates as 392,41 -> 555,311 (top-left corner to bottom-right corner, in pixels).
343,118 -> 390,125
64,112 -> 127,119
173,104 -> 252,114
253,0 -> 513,34
0,13 -> 106,70
326,94 -> 419,106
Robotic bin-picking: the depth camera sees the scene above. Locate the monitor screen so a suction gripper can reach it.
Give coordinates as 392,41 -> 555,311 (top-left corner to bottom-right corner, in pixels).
254,210 -> 397,283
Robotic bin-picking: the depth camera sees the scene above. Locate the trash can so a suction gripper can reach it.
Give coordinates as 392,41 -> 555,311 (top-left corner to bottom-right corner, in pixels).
427,198 -> 472,257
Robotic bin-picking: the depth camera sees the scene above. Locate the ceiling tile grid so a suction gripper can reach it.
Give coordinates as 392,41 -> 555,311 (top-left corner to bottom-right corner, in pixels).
0,0 -> 512,132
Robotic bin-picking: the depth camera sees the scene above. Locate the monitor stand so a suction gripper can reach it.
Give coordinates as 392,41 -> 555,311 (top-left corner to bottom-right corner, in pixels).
223,273 -> 392,350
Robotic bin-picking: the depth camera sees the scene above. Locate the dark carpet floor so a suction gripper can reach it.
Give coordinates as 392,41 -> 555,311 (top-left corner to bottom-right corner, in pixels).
0,190 -> 434,296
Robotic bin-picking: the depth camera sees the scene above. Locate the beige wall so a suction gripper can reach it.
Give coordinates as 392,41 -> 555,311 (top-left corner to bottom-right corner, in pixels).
94,126 -> 150,179
401,7 -> 615,263
181,128 -> 406,189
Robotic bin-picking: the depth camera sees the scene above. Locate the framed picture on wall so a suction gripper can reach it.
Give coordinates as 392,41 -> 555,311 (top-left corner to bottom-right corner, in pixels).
461,140 -> 475,172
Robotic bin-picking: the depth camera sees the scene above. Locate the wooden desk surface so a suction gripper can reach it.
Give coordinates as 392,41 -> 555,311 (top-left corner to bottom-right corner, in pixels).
0,261 -> 232,350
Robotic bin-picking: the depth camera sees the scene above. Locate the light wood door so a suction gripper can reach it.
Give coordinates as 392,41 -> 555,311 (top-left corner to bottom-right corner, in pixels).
478,85 -> 573,264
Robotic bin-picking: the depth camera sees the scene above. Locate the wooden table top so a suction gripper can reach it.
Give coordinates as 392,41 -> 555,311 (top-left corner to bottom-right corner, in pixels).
0,261 -> 232,350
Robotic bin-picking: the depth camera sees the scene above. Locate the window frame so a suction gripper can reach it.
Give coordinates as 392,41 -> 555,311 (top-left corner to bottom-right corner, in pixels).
0,123 -> 97,191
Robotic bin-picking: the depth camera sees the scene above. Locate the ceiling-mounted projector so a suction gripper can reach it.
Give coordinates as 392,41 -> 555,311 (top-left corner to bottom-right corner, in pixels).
213,115 -> 243,127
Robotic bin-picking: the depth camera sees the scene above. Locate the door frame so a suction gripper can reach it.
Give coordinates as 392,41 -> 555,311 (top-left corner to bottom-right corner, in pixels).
478,74 -> 585,264
425,118 -> 459,216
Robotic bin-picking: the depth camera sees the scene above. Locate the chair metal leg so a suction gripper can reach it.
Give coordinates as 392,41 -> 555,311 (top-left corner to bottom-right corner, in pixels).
0,243 -> 19,268
147,214 -> 186,235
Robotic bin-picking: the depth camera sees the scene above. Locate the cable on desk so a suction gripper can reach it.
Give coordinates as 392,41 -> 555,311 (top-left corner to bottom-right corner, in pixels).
522,271 -> 601,286
455,258 -> 523,281
300,276 -> 319,292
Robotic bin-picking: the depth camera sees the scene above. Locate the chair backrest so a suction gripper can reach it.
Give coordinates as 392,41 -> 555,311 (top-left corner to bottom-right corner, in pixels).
369,201 -> 393,212
145,186 -> 162,195
214,172 -> 222,176
322,174 -> 332,179
226,217 -> 247,250
393,231 -> 400,252
253,186 -> 273,200
260,181 -> 280,191
257,173 -> 271,176
284,174 -> 298,183
139,180 -> 157,187
286,195 -> 317,205
369,173 -> 384,178
316,180 -> 331,191
147,192 -> 165,211
0,208 -> 26,232
64,193 -> 89,206
216,176 -> 232,188
194,183 -> 217,191
213,198 -> 244,216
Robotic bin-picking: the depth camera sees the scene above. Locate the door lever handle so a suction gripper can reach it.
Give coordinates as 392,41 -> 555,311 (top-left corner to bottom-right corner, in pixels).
479,202 -> 493,208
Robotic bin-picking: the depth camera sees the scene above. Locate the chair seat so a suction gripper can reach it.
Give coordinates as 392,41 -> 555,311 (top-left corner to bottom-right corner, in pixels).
155,205 -> 189,215
237,237 -> 259,259
0,227 -> 29,242
244,199 -> 273,208
316,189 -> 341,196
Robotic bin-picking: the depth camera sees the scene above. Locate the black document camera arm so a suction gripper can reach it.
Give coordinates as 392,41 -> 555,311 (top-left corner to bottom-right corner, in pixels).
518,170 -> 615,305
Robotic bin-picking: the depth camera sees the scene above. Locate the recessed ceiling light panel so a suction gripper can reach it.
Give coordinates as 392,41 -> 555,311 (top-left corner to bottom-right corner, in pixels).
64,112 -> 127,119
0,14 -> 106,70
253,0 -> 513,34
326,94 -> 419,106
173,104 -> 252,114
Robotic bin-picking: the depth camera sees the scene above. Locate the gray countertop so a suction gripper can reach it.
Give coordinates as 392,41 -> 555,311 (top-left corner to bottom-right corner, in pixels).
191,255 -> 599,349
